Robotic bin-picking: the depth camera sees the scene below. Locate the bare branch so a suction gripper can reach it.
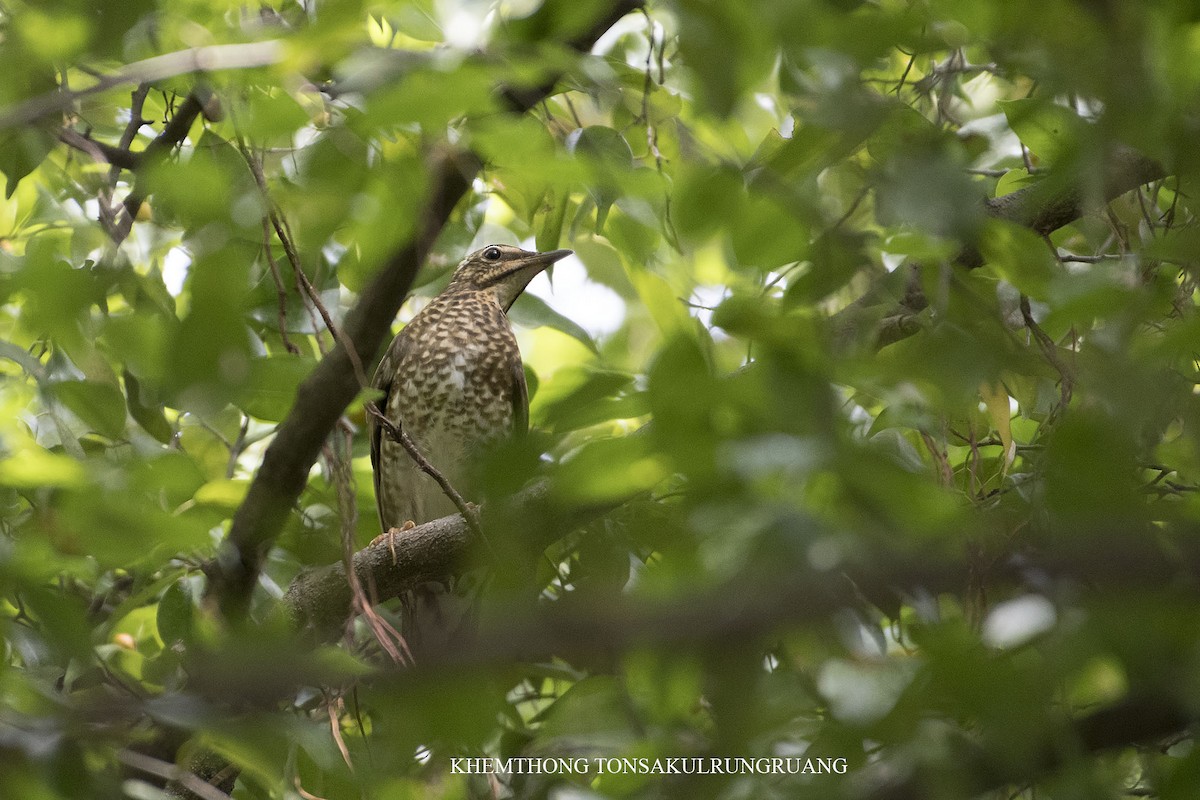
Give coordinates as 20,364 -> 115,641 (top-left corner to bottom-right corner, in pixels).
0,41 -> 285,130
57,129 -> 142,170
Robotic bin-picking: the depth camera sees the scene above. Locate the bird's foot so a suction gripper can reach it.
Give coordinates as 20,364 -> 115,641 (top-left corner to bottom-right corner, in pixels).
371,520 -> 416,565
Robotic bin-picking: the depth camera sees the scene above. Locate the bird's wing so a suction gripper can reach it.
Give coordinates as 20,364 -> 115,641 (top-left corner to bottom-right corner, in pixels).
511,360 -> 529,436
370,331 -> 408,529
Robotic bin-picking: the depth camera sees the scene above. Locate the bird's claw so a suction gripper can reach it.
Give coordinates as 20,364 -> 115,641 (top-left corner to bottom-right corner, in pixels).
371,520 -> 416,565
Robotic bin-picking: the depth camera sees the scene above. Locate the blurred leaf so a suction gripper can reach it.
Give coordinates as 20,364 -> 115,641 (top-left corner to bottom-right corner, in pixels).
0,446 -> 87,488
50,379 -> 126,439
979,220 -> 1057,301
509,293 -> 597,353
676,0 -> 775,116
999,98 -> 1086,164
193,479 -> 250,512
124,369 -> 173,443
532,366 -> 635,430
536,188 -> 569,253
566,126 -> 634,232
631,270 -> 691,335
235,355 -> 316,422
157,579 -> 196,646
1044,409 -> 1141,524
0,124 -> 56,198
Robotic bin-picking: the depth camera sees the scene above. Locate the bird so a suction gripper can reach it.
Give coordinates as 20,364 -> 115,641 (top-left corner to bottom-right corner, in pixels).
369,243 -> 572,659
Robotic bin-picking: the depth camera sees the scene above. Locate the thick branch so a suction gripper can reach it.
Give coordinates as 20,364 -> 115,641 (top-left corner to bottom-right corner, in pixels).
959,144 -> 1167,268
282,480 -> 629,641
831,146 -> 1168,347
210,0 -> 644,621
0,41 -> 285,130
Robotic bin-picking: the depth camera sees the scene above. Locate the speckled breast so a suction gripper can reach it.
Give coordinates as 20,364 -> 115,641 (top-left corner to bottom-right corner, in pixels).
376,293 -> 519,527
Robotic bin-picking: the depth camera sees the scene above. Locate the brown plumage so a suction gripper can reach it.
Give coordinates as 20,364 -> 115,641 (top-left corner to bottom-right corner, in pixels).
369,244 -> 571,657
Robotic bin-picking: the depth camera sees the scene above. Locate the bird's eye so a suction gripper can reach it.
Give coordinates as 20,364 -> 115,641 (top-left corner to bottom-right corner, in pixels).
484,247 -> 502,261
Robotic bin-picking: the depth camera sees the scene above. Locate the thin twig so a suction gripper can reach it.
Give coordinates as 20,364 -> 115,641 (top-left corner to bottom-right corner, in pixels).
326,693 -> 355,772
116,750 -> 232,800
261,216 -> 301,354
240,141 -> 368,382
225,415 -> 250,480
326,425 -> 410,664
273,210 -> 365,378
365,402 -> 495,562
1020,295 -> 1073,406
893,47 -> 917,95
57,128 -> 141,170
920,430 -> 953,488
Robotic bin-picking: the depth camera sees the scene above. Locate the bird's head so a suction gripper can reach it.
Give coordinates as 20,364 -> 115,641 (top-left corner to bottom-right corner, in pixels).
446,244 -> 573,310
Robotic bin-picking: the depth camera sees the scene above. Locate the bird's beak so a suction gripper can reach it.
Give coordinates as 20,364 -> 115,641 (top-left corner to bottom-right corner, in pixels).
526,249 -> 573,269
496,249 -> 573,311
498,248 -> 573,282
523,249 -> 571,292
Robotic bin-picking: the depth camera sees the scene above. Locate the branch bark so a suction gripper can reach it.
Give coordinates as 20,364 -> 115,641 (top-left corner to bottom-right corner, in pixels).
281,479 -> 627,640
961,144 -> 1167,268
58,128 -> 142,169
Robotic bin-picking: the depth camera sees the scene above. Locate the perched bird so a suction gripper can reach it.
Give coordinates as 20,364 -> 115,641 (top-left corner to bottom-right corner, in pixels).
369,243 -> 572,658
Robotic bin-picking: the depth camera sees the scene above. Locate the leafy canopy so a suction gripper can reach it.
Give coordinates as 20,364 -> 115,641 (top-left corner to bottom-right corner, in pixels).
2,0 -> 1200,799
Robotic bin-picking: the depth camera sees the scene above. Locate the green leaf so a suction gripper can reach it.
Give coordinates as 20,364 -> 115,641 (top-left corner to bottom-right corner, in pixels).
0,124 -> 56,198
0,446 -> 87,488
50,379 -> 127,439
994,168 -> 1038,197
157,579 -> 196,645
631,270 -> 691,335
193,479 -> 250,511
535,188 -> 568,253
124,369 -> 173,443
531,366 -> 636,431
979,220 -> 1056,301
566,126 -> 634,233
998,98 -> 1085,164
509,292 -> 597,353
234,354 -> 315,422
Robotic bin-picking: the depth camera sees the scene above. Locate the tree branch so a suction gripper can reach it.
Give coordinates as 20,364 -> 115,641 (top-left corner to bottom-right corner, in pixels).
0,41 -> 285,131
111,90 -> 209,241
831,146 -> 1168,348
282,479 -> 629,641
57,128 -> 142,170
959,144 -> 1167,268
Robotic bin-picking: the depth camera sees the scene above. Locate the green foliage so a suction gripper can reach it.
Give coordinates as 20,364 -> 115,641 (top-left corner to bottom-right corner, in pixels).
2,0 -> 1200,799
